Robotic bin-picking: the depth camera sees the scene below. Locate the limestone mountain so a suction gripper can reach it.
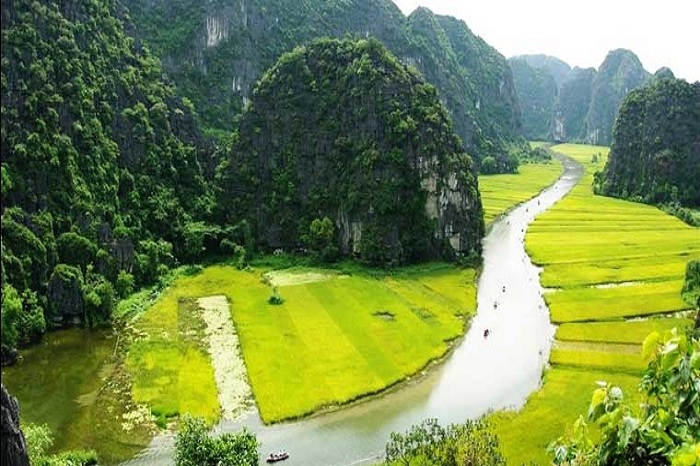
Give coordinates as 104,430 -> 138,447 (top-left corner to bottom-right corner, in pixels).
123,0 -> 524,166
511,54 -> 572,87
509,49 -> 656,144
585,49 -> 651,145
218,38 -> 484,265
594,78 -> 700,207
1,0 -> 212,336
558,67 -> 596,141
508,57 -> 560,141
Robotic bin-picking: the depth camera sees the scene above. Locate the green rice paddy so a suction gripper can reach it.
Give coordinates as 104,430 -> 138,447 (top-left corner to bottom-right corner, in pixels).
127,263 -> 476,423
479,160 -> 563,225
491,367 -> 642,465
492,143 -> 698,465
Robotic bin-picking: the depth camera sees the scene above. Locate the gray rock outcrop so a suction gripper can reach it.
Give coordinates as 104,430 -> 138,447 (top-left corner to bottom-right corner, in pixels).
1,384 -> 30,466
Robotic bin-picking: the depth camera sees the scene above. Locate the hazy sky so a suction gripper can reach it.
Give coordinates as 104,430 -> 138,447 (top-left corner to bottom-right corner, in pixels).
391,0 -> 699,83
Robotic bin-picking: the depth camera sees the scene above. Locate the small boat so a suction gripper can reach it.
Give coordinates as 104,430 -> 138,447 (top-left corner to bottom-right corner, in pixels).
266,451 -> 290,463
483,329 -> 490,338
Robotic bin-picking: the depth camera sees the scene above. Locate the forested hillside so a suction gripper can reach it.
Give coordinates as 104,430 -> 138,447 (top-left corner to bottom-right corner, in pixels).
0,0 -> 491,352
509,49 -> 656,144
585,49 -> 650,145
1,0 -> 214,348
594,78 -> 700,207
508,57 -> 559,140
558,67 -> 596,141
218,38 -> 484,265
123,0 -> 524,169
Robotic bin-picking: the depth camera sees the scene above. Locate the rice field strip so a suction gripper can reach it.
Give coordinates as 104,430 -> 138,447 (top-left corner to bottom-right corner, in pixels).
197,296 -> 253,421
490,143 -> 698,465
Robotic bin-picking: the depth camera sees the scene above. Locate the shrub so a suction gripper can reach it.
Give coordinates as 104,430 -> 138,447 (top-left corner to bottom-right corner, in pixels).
480,156 -> 498,175
25,423 -> 97,466
1,284 -> 22,347
175,415 -> 258,466
550,327 -> 700,466
384,418 -> 506,466
115,270 -> 135,298
268,286 -> 284,305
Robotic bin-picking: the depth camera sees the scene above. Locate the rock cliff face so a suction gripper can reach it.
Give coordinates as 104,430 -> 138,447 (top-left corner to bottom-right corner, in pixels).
558,67 -> 596,141
1,384 -> 30,466
220,38 -> 484,264
509,50 -> 655,144
594,78 -> 700,207
508,57 -> 559,140
123,0 -> 523,164
585,49 -> 650,145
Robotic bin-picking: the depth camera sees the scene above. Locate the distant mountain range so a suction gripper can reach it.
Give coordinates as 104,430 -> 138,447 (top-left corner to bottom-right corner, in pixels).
124,0 -> 525,165
509,50 -> 676,145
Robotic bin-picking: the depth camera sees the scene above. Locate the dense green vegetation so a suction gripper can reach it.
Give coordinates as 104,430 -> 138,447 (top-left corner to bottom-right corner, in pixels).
175,415 -> 257,466
551,328 -> 699,466
683,260 -> 700,306
594,78 -> 700,207
558,67 -> 596,141
221,37 -> 484,264
24,423 -> 97,466
508,57 -> 560,140
491,143 -> 698,464
382,418 -> 505,466
0,0 -> 215,345
123,0 -> 525,168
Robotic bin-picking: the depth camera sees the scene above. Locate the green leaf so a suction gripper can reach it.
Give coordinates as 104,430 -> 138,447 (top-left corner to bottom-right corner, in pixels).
670,443 -> 699,466
642,331 -> 661,362
619,416 -> 640,448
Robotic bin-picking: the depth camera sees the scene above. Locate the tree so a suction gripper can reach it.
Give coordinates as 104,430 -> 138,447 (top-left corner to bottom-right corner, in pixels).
56,232 -> 97,272
480,156 -> 498,175
550,327 -> 700,466
175,415 -> 258,466
305,217 -> 338,262
1,284 -> 23,348
384,418 -> 506,466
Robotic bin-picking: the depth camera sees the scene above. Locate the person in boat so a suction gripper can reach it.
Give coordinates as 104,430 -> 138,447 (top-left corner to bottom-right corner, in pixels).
493,300 -> 498,309
502,285 -> 506,292
483,328 -> 490,338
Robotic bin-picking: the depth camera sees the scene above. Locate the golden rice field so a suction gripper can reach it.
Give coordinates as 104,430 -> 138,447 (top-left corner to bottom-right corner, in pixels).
492,143 -> 698,465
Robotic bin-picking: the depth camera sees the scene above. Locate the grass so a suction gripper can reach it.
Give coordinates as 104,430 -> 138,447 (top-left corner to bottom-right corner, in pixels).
546,280 -> 690,322
490,143 -> 698,465
556,318 -> 692,344
549,348 -> 646,373
127,263 -> 476,423
127,293 -> 220,426
479,160 -> 563,225
491,367 -> 642,465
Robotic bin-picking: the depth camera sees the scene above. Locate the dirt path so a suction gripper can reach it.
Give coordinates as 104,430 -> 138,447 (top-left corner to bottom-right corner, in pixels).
197,296 -> 252,421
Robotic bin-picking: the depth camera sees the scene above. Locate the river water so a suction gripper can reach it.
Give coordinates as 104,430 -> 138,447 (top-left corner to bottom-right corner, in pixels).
124,155 -> 583,466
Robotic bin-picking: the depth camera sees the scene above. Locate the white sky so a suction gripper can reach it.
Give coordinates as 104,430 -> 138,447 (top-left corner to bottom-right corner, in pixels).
391,0 -> 700,83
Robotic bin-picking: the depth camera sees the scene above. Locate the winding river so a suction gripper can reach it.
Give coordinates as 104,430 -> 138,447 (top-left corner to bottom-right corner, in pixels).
124,155 -> 583,466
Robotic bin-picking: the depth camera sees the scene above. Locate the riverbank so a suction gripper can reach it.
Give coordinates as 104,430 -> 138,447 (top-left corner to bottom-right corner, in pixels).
121,155 -> 583,466
490,143 -> 698,464
1,159 -> 566,465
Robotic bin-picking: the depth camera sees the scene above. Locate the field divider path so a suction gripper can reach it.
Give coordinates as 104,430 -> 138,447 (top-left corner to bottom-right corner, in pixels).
197,296 -> 253,421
